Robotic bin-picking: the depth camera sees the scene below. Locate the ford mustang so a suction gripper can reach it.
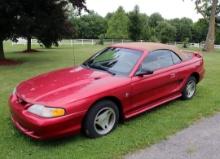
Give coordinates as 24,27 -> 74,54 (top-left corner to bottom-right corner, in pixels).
9,42 -> 205,140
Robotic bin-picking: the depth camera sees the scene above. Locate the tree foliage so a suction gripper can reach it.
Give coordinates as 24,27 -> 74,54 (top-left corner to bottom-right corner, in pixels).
128,5 -> 142,41
194,0 -> 220,21
192,0 -> 219,51
140,14 -> 151,41
156,21 -> 177,43
106,6 -> 129,39
148,13 -> 164,28
0,0 -> 87,59
69,8 -> 213,44
71,12 -> 107,39
2,0 -> 220,61
0,0 -> 21,59
169,18 -> 193,42
16,0 -> 87,51
148,13 -> 164,40
192,18 -> 208,43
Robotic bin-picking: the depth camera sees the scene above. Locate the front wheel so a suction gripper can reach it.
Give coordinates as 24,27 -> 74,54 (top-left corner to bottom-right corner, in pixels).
83,100 -> 119,138
181,76 -> 197,100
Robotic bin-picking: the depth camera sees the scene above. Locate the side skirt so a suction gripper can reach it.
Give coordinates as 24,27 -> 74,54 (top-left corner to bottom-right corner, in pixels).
125,93 -> 182,119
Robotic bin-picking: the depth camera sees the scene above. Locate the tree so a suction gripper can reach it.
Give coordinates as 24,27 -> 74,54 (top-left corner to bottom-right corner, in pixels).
139,14 -> 151,41
0,0 -> 21,60
215,27 -> 220,44
215,16 -> 220,44
148,13 -> 164,28
0,0 -> 87,59
37,21 -> 74,48
106,6 -> 129,39
17,0 -> 87,52
128,5 -> 142,41
105,13 -> 113,21
148,13 -> 164,40
156,21 -> 176,43
192,0 -> 219,51
169,18 -> 193,42
71,12 -> 107,39
192,18 -> 208,43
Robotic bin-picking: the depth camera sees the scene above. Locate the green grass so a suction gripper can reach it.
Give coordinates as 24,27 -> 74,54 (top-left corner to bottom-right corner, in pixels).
0,43 -> 220,159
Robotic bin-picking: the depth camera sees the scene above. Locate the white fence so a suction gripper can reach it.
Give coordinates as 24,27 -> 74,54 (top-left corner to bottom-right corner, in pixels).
11,38 -> 220,49
173,42 -> 220,49
12,38 -> 133,46
12,38 -> 39,45
189,43 -> 220,49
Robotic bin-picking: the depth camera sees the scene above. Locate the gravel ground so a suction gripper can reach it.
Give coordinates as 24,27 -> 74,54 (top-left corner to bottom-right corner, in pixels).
125,112 -> 220,159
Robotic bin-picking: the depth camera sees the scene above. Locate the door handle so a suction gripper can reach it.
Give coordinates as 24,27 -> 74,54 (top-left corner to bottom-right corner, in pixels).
170,73 -> 176,79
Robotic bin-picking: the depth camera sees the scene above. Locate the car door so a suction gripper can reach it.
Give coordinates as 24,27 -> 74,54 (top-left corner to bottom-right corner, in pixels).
130,49 -> 182,110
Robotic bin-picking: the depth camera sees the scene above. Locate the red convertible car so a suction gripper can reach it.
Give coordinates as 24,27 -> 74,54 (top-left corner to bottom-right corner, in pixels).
9,42 -> 205,140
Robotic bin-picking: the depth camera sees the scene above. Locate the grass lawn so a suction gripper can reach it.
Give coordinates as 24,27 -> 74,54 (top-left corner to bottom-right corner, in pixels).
0,42 -> 220,159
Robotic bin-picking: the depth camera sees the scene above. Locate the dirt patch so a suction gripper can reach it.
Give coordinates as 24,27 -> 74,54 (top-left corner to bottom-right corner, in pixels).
0,59 -> 22,66
22,49 -> 39,53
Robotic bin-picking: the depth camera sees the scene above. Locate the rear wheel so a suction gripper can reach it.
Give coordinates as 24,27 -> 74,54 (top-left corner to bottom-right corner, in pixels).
181,76 -> 197,100
83,100 -> 119,138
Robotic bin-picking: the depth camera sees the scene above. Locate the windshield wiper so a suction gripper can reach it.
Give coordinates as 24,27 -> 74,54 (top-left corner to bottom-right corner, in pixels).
89,63 -> 116,75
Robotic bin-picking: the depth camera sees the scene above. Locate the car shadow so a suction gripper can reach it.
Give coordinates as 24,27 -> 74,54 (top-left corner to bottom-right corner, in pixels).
18,131 -> 87,147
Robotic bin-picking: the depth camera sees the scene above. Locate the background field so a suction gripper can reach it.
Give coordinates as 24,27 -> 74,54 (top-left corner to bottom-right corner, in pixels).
0,43 -> 220,159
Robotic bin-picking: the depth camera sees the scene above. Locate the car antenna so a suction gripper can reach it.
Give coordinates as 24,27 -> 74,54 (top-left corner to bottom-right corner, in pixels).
72,40 -> 76,66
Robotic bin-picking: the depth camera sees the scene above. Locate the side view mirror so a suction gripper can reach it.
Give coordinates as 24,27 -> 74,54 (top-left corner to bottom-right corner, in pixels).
136,68 -> 154,76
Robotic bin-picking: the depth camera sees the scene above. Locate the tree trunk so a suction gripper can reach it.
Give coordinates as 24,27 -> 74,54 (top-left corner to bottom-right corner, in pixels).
0,40 -> 5,60
204,0 -> 218,52
27,36 -> 32,52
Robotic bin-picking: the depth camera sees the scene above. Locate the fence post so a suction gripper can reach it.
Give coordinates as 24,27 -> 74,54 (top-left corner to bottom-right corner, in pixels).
92,39 -> 94,45
122,39 -> 124,44
81,39 -> 83,45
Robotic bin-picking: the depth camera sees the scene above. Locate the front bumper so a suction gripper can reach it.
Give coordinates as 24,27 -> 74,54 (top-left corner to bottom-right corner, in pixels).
9,95 -> 86,140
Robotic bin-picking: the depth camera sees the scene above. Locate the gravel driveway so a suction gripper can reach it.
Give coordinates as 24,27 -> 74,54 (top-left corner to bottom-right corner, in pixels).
125,112 -> 220,159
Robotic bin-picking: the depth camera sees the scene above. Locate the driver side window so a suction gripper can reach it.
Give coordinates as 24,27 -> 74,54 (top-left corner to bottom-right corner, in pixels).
141,50 -> 176,71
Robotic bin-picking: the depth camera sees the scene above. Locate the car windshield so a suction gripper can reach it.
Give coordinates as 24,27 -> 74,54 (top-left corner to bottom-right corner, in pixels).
83,47 -> 142,76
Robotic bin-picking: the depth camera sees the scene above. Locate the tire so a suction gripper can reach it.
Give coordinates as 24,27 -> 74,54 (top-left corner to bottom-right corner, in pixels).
83,100 -> 119,138
181,76 -> 197,100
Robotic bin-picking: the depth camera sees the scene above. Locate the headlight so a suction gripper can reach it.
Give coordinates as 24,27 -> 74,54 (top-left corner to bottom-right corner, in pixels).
27,104 -> 65,118
12,87 -> 17,95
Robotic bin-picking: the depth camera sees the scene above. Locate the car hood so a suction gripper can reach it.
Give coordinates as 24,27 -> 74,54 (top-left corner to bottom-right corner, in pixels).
16,66 -> 130,107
